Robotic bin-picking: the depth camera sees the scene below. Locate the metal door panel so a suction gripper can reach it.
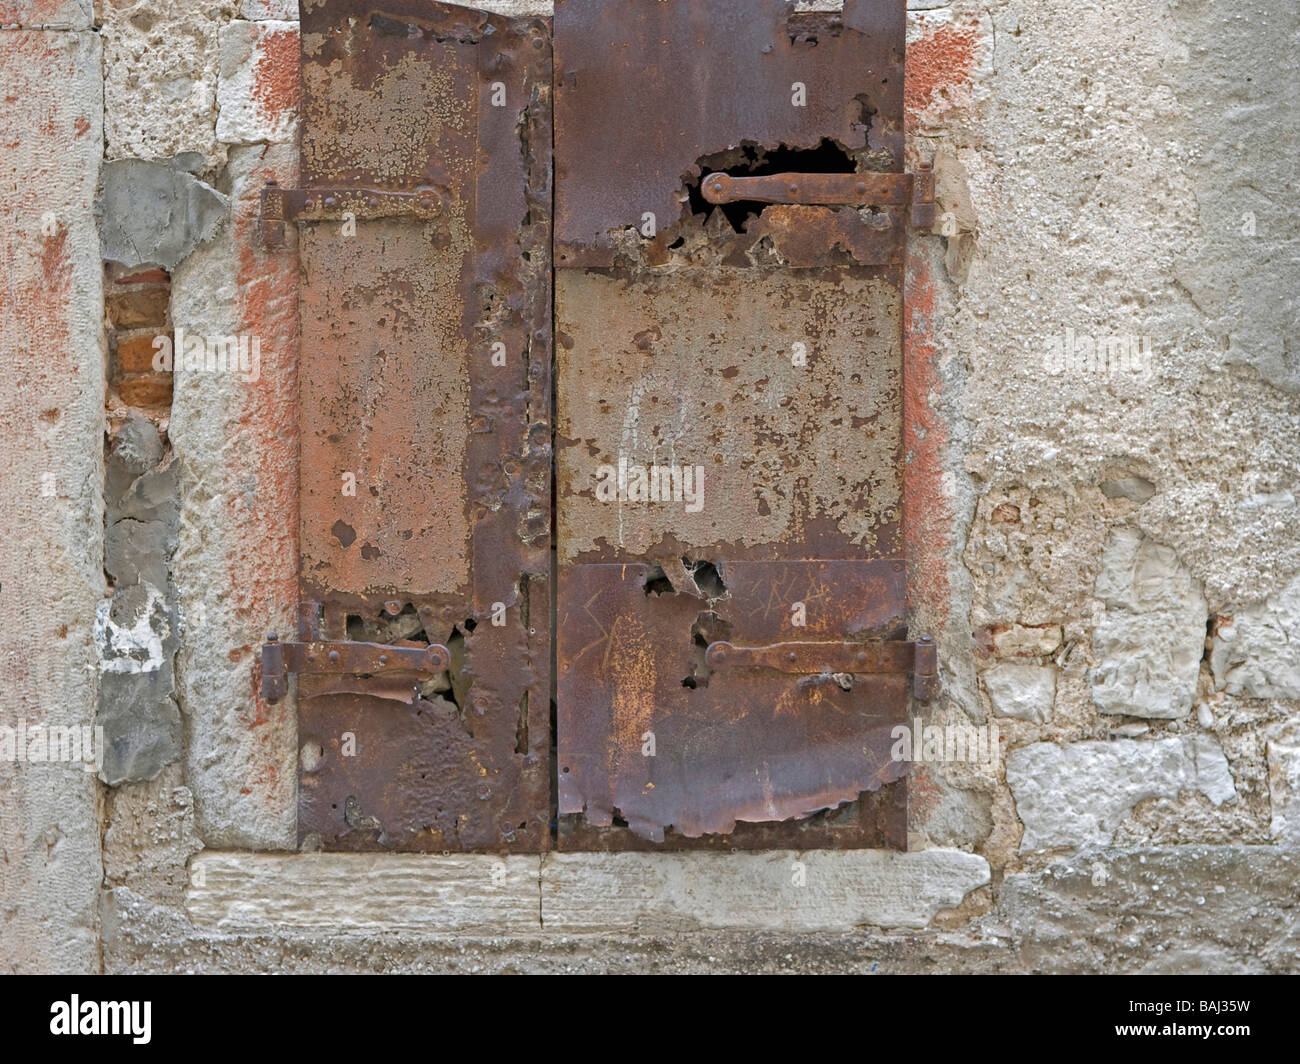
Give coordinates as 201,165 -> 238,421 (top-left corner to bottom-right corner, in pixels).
283,0 -> 552,852
553,0 -> 915,848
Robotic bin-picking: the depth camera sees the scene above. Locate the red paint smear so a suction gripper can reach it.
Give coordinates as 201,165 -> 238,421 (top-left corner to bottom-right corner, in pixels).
903,254 -> 950,625
0,0 -> 63,20
74,116 -> 89,138
904,23 -> 978,127
40,229 -> 69,293
907,764 -> 941,825
252,27 -> 301,125
230,145 -> 300,808
0,34 -> 82,707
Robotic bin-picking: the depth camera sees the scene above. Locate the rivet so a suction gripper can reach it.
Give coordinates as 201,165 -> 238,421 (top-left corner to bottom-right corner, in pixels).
327,650 -> 340,663
378,654 -> 388,666
324,196 -> 338,209
788,651 -> 797,662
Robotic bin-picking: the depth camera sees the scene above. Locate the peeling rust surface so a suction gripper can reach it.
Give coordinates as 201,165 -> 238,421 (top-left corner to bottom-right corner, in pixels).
293,0 -> 552,852
557,561 -> 908,844
556,268 -> 902,564
300,216 -> 474,595
554,0 -> 905,268
749,205 -> 902,268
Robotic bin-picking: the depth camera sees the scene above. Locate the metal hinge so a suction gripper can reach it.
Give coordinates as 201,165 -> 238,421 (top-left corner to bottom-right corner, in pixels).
258,180 -> 446,247
700,163 -> 936,228
260,633 -> 451,702
705,634 -> 939,700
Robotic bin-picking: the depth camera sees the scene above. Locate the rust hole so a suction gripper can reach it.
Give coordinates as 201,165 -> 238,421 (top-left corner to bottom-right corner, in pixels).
515,690 -> 529,756
786,10 -> 843,46
643,565 -> 674,596
685,139 -> 857,233
682,610 -> 733,690
685,559 -> 726,599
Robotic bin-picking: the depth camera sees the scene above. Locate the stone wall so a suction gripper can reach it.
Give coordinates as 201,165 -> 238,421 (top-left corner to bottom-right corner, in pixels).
2,0 -> 1296,973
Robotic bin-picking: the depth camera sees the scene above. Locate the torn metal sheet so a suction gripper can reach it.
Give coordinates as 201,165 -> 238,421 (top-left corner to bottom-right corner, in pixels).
557,561 -> 908,843
290,0 -> 552,852
554,0 -> 906,267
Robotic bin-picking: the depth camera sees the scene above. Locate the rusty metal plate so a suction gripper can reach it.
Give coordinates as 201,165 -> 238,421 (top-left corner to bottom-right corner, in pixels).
557,560 -> 907,843
554,0 -> 905,268
553,0 -> 909,849
293,1 -> 552,851
556,267 -> 902,565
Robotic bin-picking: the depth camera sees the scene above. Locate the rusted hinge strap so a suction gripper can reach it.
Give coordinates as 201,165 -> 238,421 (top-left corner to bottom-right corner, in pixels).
260,634 -> 451,702
705,635 -> 939,700
701,164 -> 936,227
259,180 -> 445,246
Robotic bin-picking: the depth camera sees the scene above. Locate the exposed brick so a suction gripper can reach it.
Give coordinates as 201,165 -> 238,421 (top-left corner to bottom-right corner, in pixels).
116,331 -> 166,374
107,287 -> 170,328
114,267 -> 171,287
118,374 -> 173,409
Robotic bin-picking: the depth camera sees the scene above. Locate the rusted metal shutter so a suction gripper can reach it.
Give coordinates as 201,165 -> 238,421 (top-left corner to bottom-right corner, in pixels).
261,0 -> 553,852
552,0 -> 932,849
260,0 -> 935,854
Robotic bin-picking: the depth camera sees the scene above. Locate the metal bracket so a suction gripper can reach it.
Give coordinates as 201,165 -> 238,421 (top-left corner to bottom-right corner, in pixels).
258,180 -> 446,247
701,163 -> 936,228
260,633 -> 451,702
705,634 -> 939,700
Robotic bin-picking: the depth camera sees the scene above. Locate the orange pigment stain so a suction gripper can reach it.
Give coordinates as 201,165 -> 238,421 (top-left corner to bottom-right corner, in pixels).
252,27 -> 301,125
904,22 -> 978,127
903,255 -> 950,625
230,143 -> 300,810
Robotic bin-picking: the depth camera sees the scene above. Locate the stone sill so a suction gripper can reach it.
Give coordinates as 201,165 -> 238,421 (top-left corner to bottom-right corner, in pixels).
186,849 -> 991,935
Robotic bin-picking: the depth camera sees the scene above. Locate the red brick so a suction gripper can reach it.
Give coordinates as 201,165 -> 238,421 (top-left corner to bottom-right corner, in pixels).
117,374 -> 173,409
115,331 -> 167,374
113,267 -> 170,286
106,286 -> 169,328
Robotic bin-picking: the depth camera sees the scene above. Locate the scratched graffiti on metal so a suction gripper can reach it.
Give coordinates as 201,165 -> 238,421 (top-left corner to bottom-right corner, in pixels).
557,561 -> 910,844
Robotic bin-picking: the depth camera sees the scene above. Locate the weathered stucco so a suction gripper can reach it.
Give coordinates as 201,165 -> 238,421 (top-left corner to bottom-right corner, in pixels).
1,0 -> 1296,973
